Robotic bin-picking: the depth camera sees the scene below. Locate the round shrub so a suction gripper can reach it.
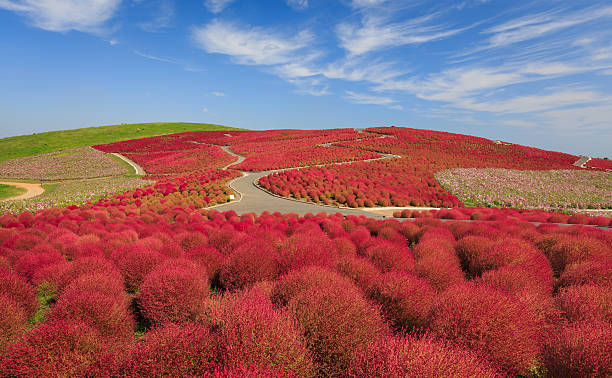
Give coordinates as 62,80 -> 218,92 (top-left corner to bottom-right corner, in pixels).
46,290 -> 135,341
543,321 -> 612,377
348,333 -> 500,377
334,255 -> 381,292
430,282 -> 545,375
271,266 -> 355,307
538,235 -> 610,275
186,244 -> 224,279
365,239 -> 414,274
455,236 -> 494,277
556,284 -> 612,323
0,296 -> 28,352
480,265 -> 552,299
277,232 -> 335,274
558,259 -> 612,288
138,260 -> 209,325
213,287 -> 315,376
414,252 -> 465,291
367,271 -> 436,331
117,248 -> 164,292
0,321 -> 105,377
0,270 -> 38,318
116,322 -> 218,376
63,272 -> 128,302
13,251 -> 64,282
287,282 -> 387,376
218,238 -> 280,291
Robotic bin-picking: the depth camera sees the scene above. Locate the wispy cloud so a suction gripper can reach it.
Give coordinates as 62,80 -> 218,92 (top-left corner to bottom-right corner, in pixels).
139,0 -> 174,32
345,90 -> 402,109
286,0 -> 308,11
337,12 -> 464,56
204,0 -> 235,14
481,5 -> 612,50
134,50 -> 203,72
0,0 -> 122,33
210,91 -> 227,97
192,20 -> 314,66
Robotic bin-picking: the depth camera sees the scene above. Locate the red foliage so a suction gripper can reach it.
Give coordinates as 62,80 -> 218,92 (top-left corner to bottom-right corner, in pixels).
585,157 -> 612,170
333,255 -> 381,292
116,247 -> 164,292
219,238 -> 280,291
287,282 -> 387,376
364,239 -> 414,274
211,287 -> 315,376
556,284 -> 612,323
271,266 -> 355,307
46,290 -> 135,341
348,333 -> 501,377
367,271 -> 436,331
543,321 -> 612,377
430,282 -> 546,375
0,270 -> 38,319
0,296 -> 28,352
558,259 -> 612,288
113,322 -> 218,376
138,260 -> 209,325
0,321 -> 106,377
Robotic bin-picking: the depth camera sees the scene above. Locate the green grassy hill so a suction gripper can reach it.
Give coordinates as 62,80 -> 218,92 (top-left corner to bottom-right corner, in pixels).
0,122 -> 243,162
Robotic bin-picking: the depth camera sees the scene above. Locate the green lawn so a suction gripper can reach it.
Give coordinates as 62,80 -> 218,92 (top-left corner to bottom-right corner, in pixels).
0,122 -> 243,162
0,184 -> 26,200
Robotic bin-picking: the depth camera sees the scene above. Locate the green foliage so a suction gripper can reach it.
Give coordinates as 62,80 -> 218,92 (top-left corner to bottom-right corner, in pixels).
0,122 -> 243,162
0,184 -> 26,200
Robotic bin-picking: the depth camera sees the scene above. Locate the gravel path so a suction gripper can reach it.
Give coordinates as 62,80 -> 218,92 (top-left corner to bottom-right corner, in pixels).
111,153 -> 146,175
0,181 -> 45,201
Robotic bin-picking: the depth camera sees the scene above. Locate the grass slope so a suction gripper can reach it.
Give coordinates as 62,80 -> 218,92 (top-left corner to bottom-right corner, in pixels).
0,122 -> 242,162
0,184 -> 26,200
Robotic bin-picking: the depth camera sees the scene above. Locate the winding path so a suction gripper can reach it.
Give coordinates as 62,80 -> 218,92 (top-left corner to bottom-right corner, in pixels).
0,181 -> 45,201
111,153 -> 146,175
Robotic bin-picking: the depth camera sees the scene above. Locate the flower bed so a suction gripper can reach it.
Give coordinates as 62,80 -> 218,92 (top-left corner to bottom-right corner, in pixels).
435,168 -> 612,211
0,147 -> 130,180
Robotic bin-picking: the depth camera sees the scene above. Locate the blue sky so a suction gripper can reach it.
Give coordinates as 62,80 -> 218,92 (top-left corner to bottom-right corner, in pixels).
0,0 -> 611,156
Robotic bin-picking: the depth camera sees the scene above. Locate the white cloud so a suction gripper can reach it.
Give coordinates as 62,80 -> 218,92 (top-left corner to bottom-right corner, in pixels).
542,103 -> 612,131
345,90 -> 402,109
202,107 -> 208,113
204,0 -> 235,14
483,5 -> 612,49
210,91 -> 227,97
139,0 -> 174,32
0,0 -> 122,32
286,0 -> 307,10
337,13 -> 463,56
350,0 -> 388,9
108,39 -> 119,45
192,20 -> 314,66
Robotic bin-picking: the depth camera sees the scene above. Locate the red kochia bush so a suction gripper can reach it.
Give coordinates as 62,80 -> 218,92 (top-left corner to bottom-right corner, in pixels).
218,238 -> 280,291
0,321 -> 105,377
115,322 -> 218,376
538,235 -> 610,275
46,290 -> 135,341
543,321 -> 612,377
413,239 -> 465,291
454,236 -> 495,277
367,271 -> 436,331
212,287 -> 315,376
0,296 -> 28,352
557,259 -> 612,288
0,270 -> 38,319
556,284 -> 612,323
116,247 -> 164,292
138,260 -> 209,325
430,282 -> 545,375
348,333 -> 501,377
365,239 -> 414,274
333,255 -> 381,292
277,232 -> 336,274
287,280 -> 387,376
271,266 -> 355,307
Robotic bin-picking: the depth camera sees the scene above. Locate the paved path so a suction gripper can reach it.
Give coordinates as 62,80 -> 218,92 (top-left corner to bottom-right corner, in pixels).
0,181 -> 44,201
111,153 -> 146,175
573,156 -> 592,168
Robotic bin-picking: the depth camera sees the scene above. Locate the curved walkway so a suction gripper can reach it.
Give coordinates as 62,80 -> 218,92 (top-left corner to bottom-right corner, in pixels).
111,153 -> 146,175
0,181 -> 45,201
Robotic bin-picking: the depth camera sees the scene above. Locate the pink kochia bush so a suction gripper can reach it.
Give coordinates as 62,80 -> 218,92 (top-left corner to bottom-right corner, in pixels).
138,260 -> 209,325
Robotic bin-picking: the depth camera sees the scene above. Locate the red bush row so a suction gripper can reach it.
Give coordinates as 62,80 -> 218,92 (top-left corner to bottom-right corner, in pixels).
1,206 -> 610,376
232,146 -> 381,172
260,126 -> 585,208
394,206 -> 612,227
586,158 -> 612,170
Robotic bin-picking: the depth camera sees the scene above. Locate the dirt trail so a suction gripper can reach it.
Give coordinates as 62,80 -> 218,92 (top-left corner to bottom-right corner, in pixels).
110,153 -> 146,175
0,181 -> 45,201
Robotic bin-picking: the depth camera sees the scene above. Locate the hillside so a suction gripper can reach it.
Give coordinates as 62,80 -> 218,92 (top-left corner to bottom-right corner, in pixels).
0,122 -> 242,162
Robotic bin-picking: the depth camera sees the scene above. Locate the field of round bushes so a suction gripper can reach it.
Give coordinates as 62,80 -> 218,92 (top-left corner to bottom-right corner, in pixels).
1,207 -> 610,377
